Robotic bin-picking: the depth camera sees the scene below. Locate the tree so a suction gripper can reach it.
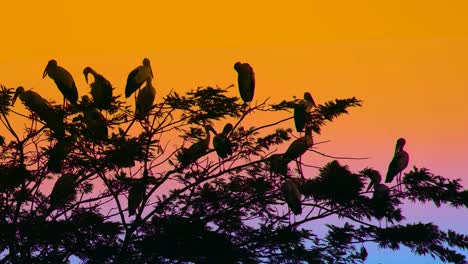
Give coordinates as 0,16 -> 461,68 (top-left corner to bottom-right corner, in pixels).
0,61 -> 467,264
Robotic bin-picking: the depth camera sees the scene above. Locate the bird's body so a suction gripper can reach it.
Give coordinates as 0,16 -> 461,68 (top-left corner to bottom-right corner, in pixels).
49,173 -> 77,209
234,62 -> 255,103
125,58 -> 153,98
281,180 -> 302,215
178,125 -> 214,168
47,135 -> 76,173
268,154 -> 288,175
12,87 -> 65,138
385,138 -> 409,186
43,60 -> 78,105
128,181 -> 146,216
283,127 -> 313,163
135,79 -> 156,120
294,92 -> 316,132
83,67 -> 113,110
81,96 -> 108,140
212,123 -> 233,159
373,183 -> 390,199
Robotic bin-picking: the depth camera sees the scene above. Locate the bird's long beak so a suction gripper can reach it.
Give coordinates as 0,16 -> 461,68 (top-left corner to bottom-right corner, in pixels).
84,73 -> 89,83
149,65 -> 154,78
42,68 -> 48,79
12,90 -> 19,106
366,181 -> 375,192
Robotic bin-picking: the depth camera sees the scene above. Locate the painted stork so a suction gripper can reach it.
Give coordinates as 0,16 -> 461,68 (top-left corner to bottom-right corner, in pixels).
177,125 -> 214,168
81,95 -> 108,140
268,153 -> 288,176
47,135 -> 76,173
385,138 -> 409,190
128,180 -> 146,216
234,62 -> 255,103
212,123 -> 233,159
43,59 -> 78,106
283,127 -> 313,163
125,58 -> 153,98
49,173 -> 77,209
83,66 -> 113,110
12,86 -> 65,138
363,168 -> 382,192
373,183 -> 390,200
135,78 -> 156,120
281,179 -> 302,215
294,92 -> 316,132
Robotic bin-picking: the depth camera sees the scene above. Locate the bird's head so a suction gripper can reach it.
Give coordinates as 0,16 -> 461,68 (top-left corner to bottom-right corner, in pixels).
12,86 -> 25,105
397,138 -> 406,147
204,125 -> 215,134
43,59 -> 58,78
234,62 -> 242,72
143,58 -> 153,78
222,123 -> 233,135
81,95 -> 91,107
304,92 -> 316,107
83,67 -> 93,83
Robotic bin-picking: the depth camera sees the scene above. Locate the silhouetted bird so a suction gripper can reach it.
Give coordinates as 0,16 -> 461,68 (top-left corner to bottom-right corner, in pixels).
385,138 -> 409,190
281,180 -> 302,215
294,92 -> 316,132
81,95 -> 108,141
49,173 -> 77,209
177,125 -> 214,168
283,126 -> 313,163
83,66 -> 113,110
268,153 -> 288,176
125,58 -> 153,98
234,62 -> 255,103
362,168 -> 382,192
43,59 -> 78,106
135,78 -> 156,120
212,123 -> 233,159
47,135 -> 76,173
12,86 -> 65,138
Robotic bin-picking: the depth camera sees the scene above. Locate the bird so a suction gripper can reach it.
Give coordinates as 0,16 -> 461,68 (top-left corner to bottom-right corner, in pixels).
294,92 -> 316,132
81,95 -> 108,141
128,180 -> 146,216
43,59 -> 78,106
385,138 -> 409,190
135,78 -> 156,120
47,135 -> 76,173
12,86 -> 65,138
125,58 -> 153,98
283,126 -> 313,163
281,180 -> 302,215
49,173 -> 77,209
83,66 -> 113,110
362,168 -> 382,192
212,123 -> 233,159
234,62 -> 255,103
177,125 -> 214,168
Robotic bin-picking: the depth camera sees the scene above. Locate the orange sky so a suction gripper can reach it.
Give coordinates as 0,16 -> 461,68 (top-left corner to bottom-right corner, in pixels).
1,0 -> 468,183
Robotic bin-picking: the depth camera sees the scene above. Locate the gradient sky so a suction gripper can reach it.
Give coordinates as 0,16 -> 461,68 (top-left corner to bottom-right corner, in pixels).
1,1 -> 468,263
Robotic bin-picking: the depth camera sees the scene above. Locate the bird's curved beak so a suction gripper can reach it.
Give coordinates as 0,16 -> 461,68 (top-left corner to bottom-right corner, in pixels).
149,65 -> 153,78
42,68 -> 48,79
366,181 -> 375,192
12,90 -> 19,106
84,73 -> 89,83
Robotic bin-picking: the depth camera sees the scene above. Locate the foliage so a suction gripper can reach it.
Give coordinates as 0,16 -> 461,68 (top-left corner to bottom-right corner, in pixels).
0,63 -> 467,264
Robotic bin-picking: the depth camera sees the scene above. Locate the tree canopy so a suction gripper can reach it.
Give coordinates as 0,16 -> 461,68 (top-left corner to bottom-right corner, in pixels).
0,60 -> 467,264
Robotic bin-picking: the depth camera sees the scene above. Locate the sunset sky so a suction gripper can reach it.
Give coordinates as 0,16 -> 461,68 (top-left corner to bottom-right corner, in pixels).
1,1 -> 468,262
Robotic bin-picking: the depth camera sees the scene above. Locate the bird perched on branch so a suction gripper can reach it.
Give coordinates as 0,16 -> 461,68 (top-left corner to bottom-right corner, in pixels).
83,66 -> 113,110
135,78 -> 156,120
81,95 -> 108,141
294,92 -> 316,132
12,86 -> 65,138
385,138 -> 409,191
283,127 -> 313,163
128,180 -> 146,217
281,179 -> 302,215
49,173 -> 78,209
47,135 -> 77,173
212,123 -> 233,159
43,59 -> 78,106
125,58 -> 153,98
234,62 -> 255,103
177,125 -> 215,169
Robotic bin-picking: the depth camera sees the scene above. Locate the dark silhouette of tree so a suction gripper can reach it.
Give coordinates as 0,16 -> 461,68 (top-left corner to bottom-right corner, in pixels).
0,61 -> 467,264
